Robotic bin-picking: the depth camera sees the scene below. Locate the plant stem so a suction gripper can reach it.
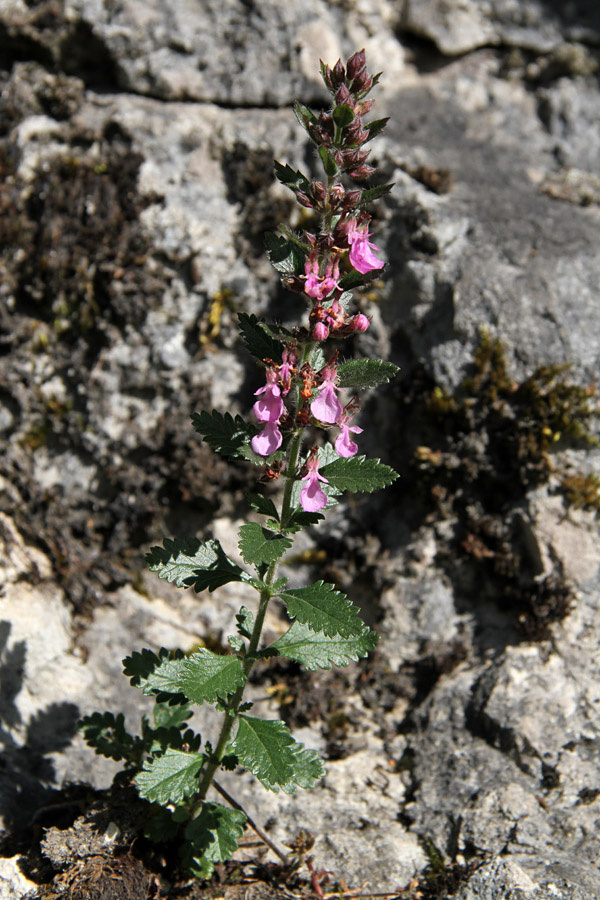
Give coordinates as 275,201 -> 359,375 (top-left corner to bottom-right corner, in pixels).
280,428 -> 303,530
191,328 -> 307,814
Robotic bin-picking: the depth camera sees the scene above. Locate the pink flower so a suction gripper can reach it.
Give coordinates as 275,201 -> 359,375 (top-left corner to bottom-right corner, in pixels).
347,221 -> 384,274
334,403 -> 363,458
253,370 -> 284,423
311,361 -> 342,424
303,255 -> 341,301
300,452 -> 329,512
251,421 -> 282,456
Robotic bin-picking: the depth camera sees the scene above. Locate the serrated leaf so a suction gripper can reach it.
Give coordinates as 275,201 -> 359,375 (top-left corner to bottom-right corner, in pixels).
319,455 -> 399,494
276,581 -> 364,638
264,233 -> 306,278
135,748 -> 205,805
289,745 -> 325,788
146,537 -> 247,593
359,182 -> 394,204
232,716 -> 323,793
180,650 -> 246,704
228,634 -> 244,651
333,103 -> 355,128
184,802 -> 246,877
337,358 -> 399,390
238,522 -> 293,567
246,491 -> 280,521
273,159 -> 310,192
191,410 -> 256,459
238,311 -> 285,362
271,620 -> 378,670
364,116 -> 389,141
318,145 -> 338,177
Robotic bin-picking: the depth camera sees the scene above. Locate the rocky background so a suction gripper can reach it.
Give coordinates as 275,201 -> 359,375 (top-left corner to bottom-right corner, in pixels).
1,1 -> 600,898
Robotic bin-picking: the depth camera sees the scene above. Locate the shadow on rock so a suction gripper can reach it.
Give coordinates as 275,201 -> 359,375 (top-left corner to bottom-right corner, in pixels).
0,620 -> 80,832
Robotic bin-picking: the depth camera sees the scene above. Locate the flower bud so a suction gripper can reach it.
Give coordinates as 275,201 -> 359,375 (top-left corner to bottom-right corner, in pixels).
346,119 -> 369,143
330,183 -> 345,202
335,84 -> 353,106
352,74 -> 373,96
349,164 -> 376,179
313,322 -> 329,341
310,181 -> 327,203
351,313 -> 370,332
346,49 -> 367,80
356,99 -> 374,116
345,189 -> 363,206
295,191 -> 314,208
332,59 -> 346,86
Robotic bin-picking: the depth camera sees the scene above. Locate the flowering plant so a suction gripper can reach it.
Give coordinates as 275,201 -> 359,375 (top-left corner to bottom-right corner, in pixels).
81,50 -> 398,877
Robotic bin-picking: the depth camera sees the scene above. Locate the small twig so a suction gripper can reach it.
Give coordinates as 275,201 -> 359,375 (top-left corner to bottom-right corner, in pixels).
212,779 -> 289,864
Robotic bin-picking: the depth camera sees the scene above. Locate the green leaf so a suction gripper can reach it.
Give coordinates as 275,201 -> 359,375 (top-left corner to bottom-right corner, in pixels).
143,651 -> 246,705
135,748 -> 205,805
153,702 -> 192,730
337,359 -> 399,390
236,606 -> 254,639
232,716 -> 323,793
271,620 -> 378,670
264,232 -> 306,278
333,103 -> 355,128
184,802 -> 246,877
146,537 -> 247,592
142,657 -> 189,696
365,116 -> 389,141
289,745 -> 325,789
238,311 -> 285,362
320,454 -> 399,495
246,491 -> 280,521
293,101 -> 318,135
273,160 -> 310,192
238,522 -> 293,567
276,581 -> 364,638
191,410 -> 256,460
359,183 -> 394,205
179,651 -> 246,704
308,344 -> 327,372
339,266 -> 382,291
318,145 -> 338,177
282,508 -> 325,533
79,711 -> 143,763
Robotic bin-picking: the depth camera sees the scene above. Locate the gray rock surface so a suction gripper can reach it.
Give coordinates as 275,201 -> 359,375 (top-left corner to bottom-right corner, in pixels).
1,1 -> 599,897
400,0 -> 600,55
